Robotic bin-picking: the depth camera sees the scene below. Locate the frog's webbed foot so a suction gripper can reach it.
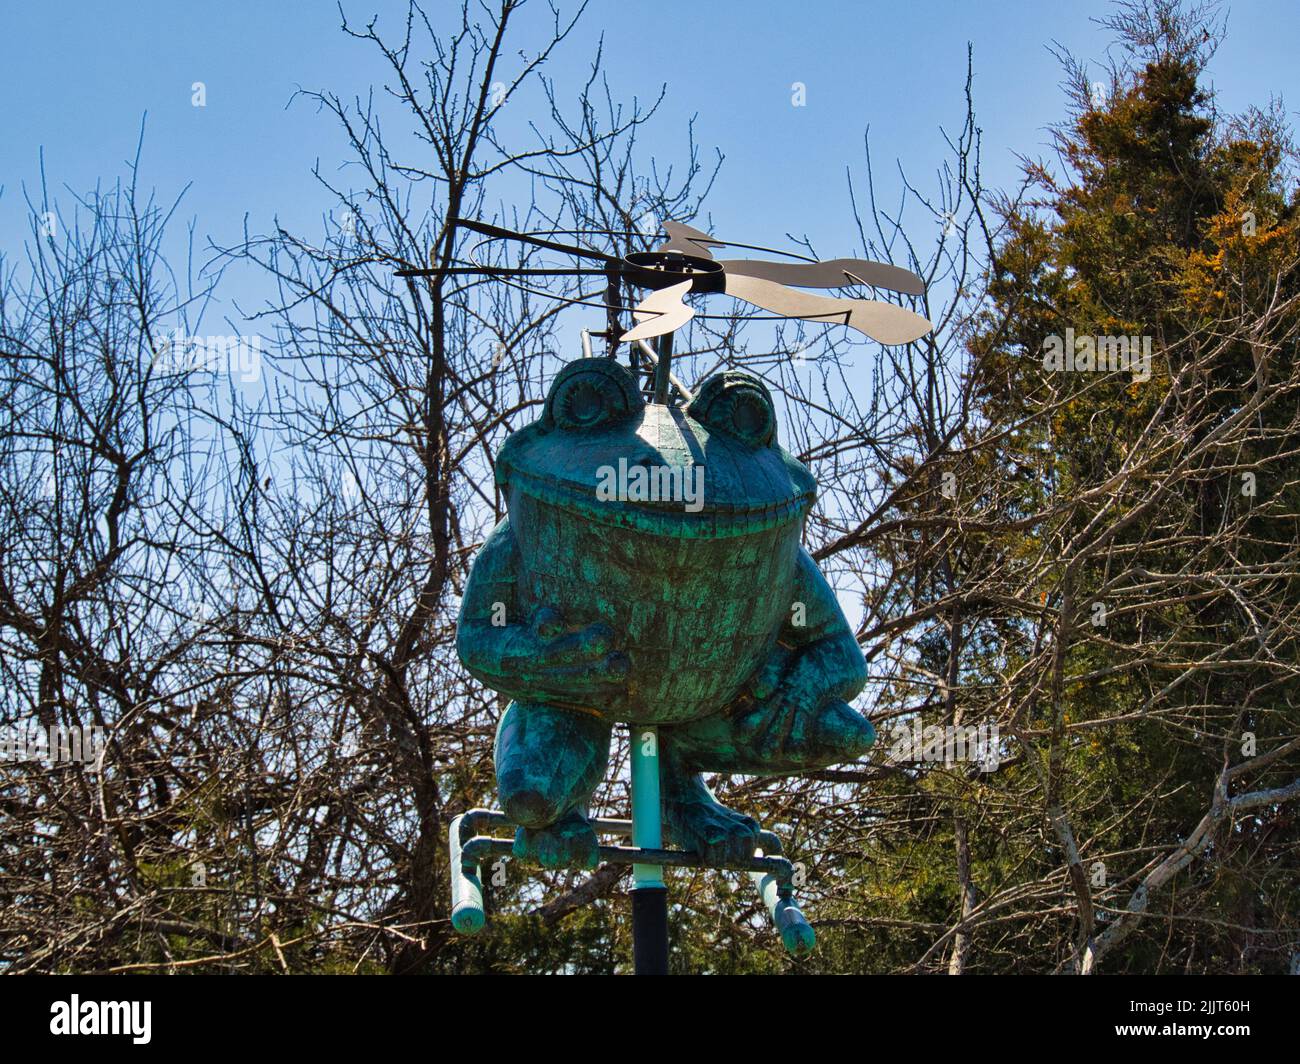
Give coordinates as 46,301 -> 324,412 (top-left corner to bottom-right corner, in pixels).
662,769 -> 760,867
513,808 -> 600,870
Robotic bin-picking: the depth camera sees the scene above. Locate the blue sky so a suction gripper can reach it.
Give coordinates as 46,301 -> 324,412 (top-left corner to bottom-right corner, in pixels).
2,1 -> 1295,645
1,1 -> 1296,331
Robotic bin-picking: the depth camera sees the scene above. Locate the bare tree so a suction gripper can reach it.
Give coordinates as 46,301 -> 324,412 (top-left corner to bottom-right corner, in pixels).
5,0 -> 1295,977
212,0 -> 719,973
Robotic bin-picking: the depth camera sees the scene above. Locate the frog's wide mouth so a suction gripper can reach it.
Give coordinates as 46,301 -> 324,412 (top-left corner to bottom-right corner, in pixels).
504,464 -> 814,538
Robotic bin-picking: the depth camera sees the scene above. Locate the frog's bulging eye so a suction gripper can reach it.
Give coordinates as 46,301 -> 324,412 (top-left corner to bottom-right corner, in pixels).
686,371 -> 776,447
546,357 -> 644,431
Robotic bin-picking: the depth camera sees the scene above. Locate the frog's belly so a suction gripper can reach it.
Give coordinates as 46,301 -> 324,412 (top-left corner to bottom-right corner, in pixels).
510,492 -> 801,724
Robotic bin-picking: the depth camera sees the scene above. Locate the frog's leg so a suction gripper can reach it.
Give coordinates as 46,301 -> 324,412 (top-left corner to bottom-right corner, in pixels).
496,699 -> 612,869
660,548 -> 874,862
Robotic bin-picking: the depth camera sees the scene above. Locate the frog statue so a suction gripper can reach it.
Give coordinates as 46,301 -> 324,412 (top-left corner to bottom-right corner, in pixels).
456,357 -> 875,869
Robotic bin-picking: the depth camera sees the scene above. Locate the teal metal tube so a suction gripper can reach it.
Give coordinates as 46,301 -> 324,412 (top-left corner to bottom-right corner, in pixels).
630,724 -> 668,974
461,835 -> 792,878
448,813 -> 486,934
750,854 -> 816,957
630,725 -> 665,888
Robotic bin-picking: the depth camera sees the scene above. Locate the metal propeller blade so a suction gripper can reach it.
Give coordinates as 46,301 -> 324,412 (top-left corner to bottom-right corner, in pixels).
458,219 -> 623,265
656,221 -> 724,259
719,257 -> 925,296
724,274 -> 932,345
620,280 -> 696,342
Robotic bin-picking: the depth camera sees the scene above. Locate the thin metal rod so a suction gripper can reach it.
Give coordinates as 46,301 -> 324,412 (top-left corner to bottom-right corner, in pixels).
454,809 -> 788,875
395,266 -> 608,278
461,836 -> 793,879
457,218 -> 622,265
635,340 -> 693,401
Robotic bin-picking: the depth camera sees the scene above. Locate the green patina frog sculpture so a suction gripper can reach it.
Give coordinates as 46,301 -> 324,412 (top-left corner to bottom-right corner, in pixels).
456,357 -> 874,869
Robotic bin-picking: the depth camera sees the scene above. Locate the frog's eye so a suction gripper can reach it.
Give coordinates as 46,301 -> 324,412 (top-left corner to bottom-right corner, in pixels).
545,358 -> 644,431
686,371 -> 776,447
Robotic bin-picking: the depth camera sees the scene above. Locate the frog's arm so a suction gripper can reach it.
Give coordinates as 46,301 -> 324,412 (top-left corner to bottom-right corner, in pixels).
456,517 -> 627,703
749,547 -> 868,708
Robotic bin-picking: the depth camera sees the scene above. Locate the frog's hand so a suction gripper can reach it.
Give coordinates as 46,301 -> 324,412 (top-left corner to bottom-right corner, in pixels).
463,616 -> 628,704
456,519 -> 628,702
750,547 -> 867,704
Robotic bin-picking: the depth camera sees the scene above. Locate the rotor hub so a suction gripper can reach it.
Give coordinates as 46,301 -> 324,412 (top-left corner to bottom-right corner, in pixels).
621,251 -> 726,293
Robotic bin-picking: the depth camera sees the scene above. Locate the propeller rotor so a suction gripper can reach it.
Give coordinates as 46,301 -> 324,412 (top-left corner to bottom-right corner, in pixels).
394,217 -> 933,375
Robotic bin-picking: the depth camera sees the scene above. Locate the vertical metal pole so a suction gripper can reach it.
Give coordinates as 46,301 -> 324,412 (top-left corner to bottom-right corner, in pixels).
652,331 -> 674,405
605,266 -> 623,360
630,724 -> 668,974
